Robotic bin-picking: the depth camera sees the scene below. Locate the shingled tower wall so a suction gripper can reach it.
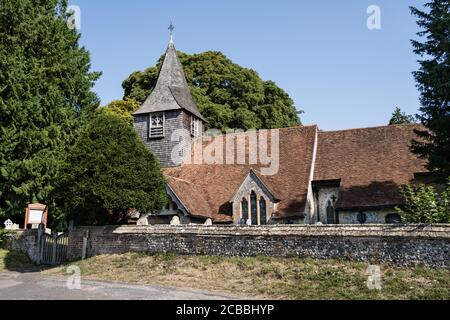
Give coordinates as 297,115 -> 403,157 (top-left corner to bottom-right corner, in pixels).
133,39 -> 205,168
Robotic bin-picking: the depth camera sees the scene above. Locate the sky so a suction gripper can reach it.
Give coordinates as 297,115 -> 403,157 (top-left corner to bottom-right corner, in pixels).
69,0 -> 426,130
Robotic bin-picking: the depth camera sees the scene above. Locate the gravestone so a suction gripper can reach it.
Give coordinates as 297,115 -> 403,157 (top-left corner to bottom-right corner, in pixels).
137,218 -> 149,226
3,219 -> 19,230
4,219 -> 13,229
170,216 -> 181,226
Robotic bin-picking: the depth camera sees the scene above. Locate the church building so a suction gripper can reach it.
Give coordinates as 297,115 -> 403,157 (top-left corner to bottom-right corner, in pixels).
133,35 -> 431,226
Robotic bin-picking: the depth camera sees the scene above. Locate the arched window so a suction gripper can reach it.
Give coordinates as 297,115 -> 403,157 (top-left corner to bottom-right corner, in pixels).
357,212 -> 367,224
385,213 -> 402,224
326,200 -> 335,224
259,197 -> 267,225
250,191 -> 258,225
241,198 -> 248,222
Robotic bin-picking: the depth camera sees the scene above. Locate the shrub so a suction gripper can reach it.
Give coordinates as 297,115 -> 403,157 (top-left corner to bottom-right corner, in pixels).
0,229 -> 8,249
396,179 -> 450,223
56,110 -> 167,225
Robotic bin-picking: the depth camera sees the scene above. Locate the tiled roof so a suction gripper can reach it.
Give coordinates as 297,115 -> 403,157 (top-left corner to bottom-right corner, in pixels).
314,124 -> 428,210
163,124 -> 429,221
165,176 -> 231,222
134,42 -> 205,121
164,126 -> 318,222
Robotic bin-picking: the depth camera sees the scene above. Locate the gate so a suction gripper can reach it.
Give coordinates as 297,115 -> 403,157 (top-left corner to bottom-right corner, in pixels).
37,224 -> 69,266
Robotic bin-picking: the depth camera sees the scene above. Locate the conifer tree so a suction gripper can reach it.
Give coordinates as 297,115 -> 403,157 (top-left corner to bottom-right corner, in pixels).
0,0 -> 100,222
410,1 -> 450,179
389,107 -> 415,125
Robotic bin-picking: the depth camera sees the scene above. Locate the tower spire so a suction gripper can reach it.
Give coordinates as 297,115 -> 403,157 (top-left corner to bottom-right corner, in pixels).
168,22 -> 175,44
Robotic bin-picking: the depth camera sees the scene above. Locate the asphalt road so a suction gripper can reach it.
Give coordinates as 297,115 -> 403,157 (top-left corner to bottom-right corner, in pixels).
0,272 -> 236,300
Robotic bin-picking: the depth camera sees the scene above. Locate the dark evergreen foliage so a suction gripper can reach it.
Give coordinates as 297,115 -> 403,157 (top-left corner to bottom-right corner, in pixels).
410,1 -> 450,179
0,0 -> 100,223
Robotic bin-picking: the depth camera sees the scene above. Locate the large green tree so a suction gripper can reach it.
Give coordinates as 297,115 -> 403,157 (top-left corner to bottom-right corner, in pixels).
0,0 -> 100,223
56,111 -> 167,225
123,51 -> 301,131
410,1 -> 450,179
101,98 -> 140,125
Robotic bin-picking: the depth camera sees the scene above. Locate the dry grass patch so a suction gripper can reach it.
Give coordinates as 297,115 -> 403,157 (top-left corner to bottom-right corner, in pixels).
43,253 -> 450,300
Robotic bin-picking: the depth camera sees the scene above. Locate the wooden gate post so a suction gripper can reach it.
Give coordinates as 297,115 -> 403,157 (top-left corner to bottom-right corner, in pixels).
81,229 -> 89,260
37,223 -> 45,265
51,231 -> 58,266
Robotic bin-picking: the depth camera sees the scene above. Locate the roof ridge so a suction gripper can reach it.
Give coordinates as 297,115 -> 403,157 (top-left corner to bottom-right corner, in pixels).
321,123 -> 422,134
197,125 -> 317,140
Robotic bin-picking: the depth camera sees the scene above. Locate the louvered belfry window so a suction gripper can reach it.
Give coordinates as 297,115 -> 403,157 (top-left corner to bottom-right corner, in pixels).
149,112 -> 164,138
190,115 -> 201,138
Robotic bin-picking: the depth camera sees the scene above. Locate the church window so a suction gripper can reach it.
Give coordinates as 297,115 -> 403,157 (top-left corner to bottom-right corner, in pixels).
259,197 -> 267,225
326,200 -> 335,224
149,112 -> 164,138
241,198 -> 248,222
357,212 -> 367,224
385,213 -> 402,224
190,115 -> 201,138
250,191 -> 258,225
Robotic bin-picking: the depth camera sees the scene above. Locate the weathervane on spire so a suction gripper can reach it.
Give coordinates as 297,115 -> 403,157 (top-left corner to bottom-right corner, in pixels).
168,22 -> 175,43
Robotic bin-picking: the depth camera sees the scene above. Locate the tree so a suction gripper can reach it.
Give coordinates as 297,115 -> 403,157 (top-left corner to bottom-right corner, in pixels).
0,0 -> 100,224
101,98 -> 140,125
410,1 -> 450,179
123,51 -> 301,131
389,107 -> 415,125
396,180 -> 450,223
56,111 -> 167,225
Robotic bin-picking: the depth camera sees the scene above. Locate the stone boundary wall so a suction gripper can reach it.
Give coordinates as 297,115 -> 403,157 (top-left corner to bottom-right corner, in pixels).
4,230 -> 40,263
67,224 -> 450,268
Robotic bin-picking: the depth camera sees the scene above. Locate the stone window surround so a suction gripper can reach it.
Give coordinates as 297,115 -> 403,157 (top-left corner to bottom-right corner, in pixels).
165,185 -> 190,217
231,170 -> 277,225
312,180 -> 341,224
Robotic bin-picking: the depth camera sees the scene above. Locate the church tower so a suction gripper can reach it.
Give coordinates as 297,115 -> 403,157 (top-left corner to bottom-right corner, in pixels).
133,27 -> 206,167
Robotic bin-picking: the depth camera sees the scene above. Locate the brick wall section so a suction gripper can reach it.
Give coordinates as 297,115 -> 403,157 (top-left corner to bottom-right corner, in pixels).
4,230 -> 40,263
67,225 -> 450,268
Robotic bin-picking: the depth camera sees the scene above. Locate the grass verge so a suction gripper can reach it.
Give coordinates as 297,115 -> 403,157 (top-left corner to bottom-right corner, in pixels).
42,253 -> 449,300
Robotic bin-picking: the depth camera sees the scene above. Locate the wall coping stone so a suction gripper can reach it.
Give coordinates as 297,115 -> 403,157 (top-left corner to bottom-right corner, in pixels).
73,224 -> 450,239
